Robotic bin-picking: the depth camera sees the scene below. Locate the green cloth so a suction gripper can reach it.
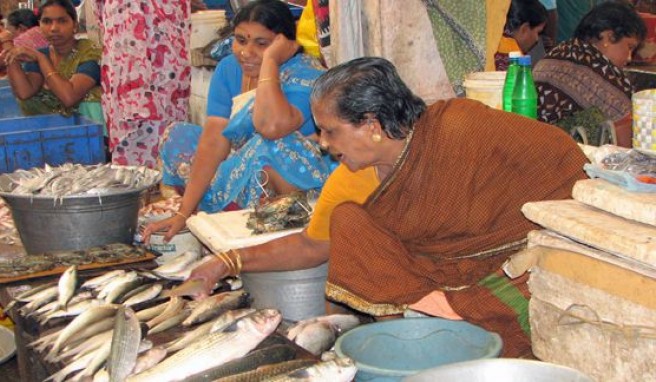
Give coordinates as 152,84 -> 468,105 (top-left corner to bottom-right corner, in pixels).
19,39 -> 103,124
424,0 -> 487,96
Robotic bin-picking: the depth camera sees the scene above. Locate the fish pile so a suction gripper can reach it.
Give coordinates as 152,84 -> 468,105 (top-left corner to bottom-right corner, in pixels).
246,191 -> 313,234
0,163 -> 161,197
0,243 -> 148,279
139,195 -> 182,221
7,251 -> 360,381
0,198 -> 20,245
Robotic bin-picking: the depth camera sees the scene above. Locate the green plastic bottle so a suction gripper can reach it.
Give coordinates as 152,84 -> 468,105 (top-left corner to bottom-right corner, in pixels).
502,51 -> 522,112
511,55 -> 538,119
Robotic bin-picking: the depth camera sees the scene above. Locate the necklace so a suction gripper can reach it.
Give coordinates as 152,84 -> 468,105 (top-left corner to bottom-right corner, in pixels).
370,129 -> 414,200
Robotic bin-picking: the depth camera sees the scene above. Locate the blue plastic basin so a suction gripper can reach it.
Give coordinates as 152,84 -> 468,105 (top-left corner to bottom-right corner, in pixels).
335,318 -> 503,382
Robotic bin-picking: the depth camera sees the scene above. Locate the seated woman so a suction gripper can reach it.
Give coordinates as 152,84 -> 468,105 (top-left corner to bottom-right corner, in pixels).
495,0 -> 547,70
177,57 -> 589,357
1,0 -> 103,125
0,8 -> 49,51
143,0 -> 334,241
533,2 -> 646,147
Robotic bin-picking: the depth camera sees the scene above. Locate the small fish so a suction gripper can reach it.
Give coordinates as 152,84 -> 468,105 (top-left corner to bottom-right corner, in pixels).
57,265 -> 77,311
288,321 -> 336,356
5,281 -> 57,311
40,299 -> 104,325
131,347 -> 168,375
146,297 -> 186,328
18,286 -> 59,316
123,284 -> 163,307
152,251 -> 200,276
213,358 -> 317,382
135,300 -> 170,322
147,309 -> 190,335
81,270 -> 126,290
50,304 -> 121,357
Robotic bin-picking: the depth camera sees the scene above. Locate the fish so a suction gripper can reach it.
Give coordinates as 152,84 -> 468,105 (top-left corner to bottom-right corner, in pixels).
135,300 -> 170,322
264,357 -> 358,382
50,304 -> 121,357
57,265 -> 78,311
146,297 -> 185,328
186,343 -> 301,382
39,298 -> 104,325
44,349 -> 99,382
162,279 -> 206,298
213,358 -> 317,382
183,291 -> 251,327
126,309 -> 282,382
131,346 -> 168,375
123,283 -> 163,307
93,368 -> 109,382
5,281 -> 58,312
287,321 -> 336,356
72,340 -> 112,381
81,270 -> 126,290
50,330 -> 113,363
32,291 -> 94,318
165,308 -> 256,353
152,251 -> 200,276
18,285 -> 59,316
108,306 -> 142,382
105,277 -> 145,304
147,309 -> 190,335
97,271 -> 139,301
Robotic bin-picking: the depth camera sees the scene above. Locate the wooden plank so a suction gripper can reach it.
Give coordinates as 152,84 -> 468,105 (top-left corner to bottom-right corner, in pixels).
0,251 -> 157,284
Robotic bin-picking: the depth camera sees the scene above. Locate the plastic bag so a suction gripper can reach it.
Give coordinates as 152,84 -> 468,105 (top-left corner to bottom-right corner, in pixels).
583,149 -> 656,192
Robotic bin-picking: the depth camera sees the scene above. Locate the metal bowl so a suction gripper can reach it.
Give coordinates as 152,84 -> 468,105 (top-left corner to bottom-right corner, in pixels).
403,359 -> 593,382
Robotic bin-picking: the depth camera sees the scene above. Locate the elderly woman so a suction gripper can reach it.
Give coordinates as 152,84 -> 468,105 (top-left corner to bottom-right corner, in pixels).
183,57 -> 588,357
533,2 -> 646,147
495,0 -> 548,70
143,0 -> 334,242
1,0 -> 103,124
0,9 -> 49,51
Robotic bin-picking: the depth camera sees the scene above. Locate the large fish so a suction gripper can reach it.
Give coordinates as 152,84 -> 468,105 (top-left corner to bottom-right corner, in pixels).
183,291 -> 251,327
81,270 -> 126,291
108,306 -> 142,382
127,309 -> 282,382
264,357 -> 358,382
50,304 -> 120,357
213,358 -> 317,382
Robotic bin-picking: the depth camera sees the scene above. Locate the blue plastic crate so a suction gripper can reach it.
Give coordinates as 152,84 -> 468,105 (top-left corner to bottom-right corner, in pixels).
0,86 -> 22,119
0,114 -> 105,173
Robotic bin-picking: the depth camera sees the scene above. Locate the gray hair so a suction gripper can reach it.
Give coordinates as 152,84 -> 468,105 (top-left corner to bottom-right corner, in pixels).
310,57 -> 426,139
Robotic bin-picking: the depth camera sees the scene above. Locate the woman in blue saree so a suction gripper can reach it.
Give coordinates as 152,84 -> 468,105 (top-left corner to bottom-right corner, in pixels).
144,0 -> 334,242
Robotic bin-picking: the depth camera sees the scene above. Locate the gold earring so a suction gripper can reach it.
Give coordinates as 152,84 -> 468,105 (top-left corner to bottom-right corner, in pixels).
603,43 -> 609,48
372,134 -> 382,143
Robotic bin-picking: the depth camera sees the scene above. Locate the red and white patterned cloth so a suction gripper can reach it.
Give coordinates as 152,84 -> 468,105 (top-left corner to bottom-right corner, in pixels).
93,0 -> 192,168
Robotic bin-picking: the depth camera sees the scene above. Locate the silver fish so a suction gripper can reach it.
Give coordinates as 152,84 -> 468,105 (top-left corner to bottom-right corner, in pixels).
57,265 -> 77,311
44,350 -> 98,382
97,271 -> 139,300
108,306 -> 141,382
127,309 -> 282,382
288,321 -> 335,356
264,357 -> 358,382
152,251 -> 200,276
131,347 -> 168,375
183,291 -> 251,327
123,283 -> 163,307
73,340 -> 112,382
51,330 -> 113,363
135,300 -> 169,322
50,304 -> 121,357
105,277 -> 144,304
147,309 -> 190,335
146,297 -> 185,328
81,270 -> 126,290
18,286 -> 59,315
40,299 -> 104,325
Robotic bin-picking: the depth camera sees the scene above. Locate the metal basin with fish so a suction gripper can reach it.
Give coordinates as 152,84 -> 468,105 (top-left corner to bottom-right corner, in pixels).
0,164 -> 160,254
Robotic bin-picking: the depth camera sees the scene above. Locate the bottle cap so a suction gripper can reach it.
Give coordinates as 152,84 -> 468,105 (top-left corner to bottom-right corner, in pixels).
509,51 -> 522,58
518,55 -> 532,65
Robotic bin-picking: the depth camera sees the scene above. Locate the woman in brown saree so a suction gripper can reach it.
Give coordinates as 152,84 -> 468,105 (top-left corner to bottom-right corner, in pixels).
186,57 -> 588,357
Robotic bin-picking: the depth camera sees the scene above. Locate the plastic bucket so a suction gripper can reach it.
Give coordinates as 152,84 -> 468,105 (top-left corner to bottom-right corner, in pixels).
335,318 -> 502,382
190,10 -> 227,50
147,227 -> 202,265
463,71 -> 506,110
240,262 -> 328,322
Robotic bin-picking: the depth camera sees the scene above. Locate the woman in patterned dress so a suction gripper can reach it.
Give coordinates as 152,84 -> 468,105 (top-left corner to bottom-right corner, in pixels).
143,0 -> 334,242
533,2 -> 645,146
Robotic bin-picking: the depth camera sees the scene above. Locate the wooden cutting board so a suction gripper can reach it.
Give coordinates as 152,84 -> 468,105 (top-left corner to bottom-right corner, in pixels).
521,199 -> 656,267
572,178 -> 656,227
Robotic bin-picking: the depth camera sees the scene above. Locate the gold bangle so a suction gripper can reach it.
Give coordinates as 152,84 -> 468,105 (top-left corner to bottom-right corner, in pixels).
174,211 -> 189,220
45,71 -> 58,80
215,252 -> 236,276
258,77 -> 279,84
229,249 -> 242,275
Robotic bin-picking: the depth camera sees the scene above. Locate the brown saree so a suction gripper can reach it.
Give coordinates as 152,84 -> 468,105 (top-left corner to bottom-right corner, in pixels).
327,98 -> 588,357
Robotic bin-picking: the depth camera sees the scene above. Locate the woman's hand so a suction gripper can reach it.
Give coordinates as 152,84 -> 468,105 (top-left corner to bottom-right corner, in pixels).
186,255 -> 229,299
141,214 -> 187,244
263,34 -> 300,66
2,46 -> 41,65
